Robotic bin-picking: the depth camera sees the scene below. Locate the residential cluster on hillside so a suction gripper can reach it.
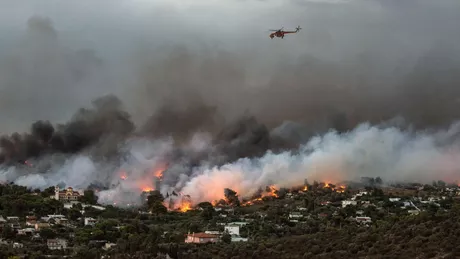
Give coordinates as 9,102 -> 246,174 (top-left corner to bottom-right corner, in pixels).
151,181 -> 460,244
0,185 -> 113,257
0,180 -> 459,257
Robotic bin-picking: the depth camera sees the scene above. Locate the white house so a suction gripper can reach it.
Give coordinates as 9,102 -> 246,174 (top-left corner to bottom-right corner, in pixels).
401,202 -> 411,208
224,225 -> 240,236
356,216 -> 372,224
389,198 -> 401,202
13,242 -> 23,249
84,217 -> 97,226
0,216 -> 6,228
47,215 -> 66,220
289,212 -> 303,219
17,228 -> 35,235
342,200 -> 357,208
7,217 -> 20,230
357,191 -> 368,196
408,210 -> 420,216
227,222 -> 249,227
224,224 -> 248,242
47,238 -> 68,250
103,243 -> 117,250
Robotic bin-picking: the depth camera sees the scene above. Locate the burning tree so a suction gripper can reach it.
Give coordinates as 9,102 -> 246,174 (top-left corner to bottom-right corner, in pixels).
179,195 -> 192,212
224,188 -> 240,206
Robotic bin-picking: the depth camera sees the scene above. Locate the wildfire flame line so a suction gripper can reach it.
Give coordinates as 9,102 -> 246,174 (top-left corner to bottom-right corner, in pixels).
121,163 -> 348,212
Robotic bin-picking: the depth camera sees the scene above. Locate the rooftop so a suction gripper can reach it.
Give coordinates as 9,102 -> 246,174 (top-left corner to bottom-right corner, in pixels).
187,232 -> 219,238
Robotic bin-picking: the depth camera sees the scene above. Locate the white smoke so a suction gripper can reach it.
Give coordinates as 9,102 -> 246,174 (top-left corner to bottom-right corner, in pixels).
179,122 -> 460,205
1,155 -> 97,189
2,121 -> 460,208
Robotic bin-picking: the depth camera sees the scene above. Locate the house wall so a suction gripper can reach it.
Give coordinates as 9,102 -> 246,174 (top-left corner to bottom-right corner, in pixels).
225,226 -> 240,236
185,236 -> 218,243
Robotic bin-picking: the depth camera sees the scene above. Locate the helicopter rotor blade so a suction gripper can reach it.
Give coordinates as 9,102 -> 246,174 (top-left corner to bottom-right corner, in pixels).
268,27 -> 283,32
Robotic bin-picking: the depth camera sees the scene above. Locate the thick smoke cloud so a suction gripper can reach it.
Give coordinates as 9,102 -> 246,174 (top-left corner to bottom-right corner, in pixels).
180,122 -> 460,204
1,0 -> 460,207
0,94 -> 133,165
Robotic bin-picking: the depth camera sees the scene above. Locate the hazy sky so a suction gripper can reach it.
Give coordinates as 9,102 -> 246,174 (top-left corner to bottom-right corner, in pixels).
0,0 -> 460,133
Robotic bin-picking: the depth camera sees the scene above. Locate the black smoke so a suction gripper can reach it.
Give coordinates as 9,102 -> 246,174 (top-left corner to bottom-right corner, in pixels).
0,95 -> 134,165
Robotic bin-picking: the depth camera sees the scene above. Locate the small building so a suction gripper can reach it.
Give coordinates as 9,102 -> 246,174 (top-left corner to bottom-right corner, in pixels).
103,242 -> 117,250
289,212 -> 303,219
84,204 -> 106,211
185,233 -> 219,244
224,225 -> 240,236
47,214 -> 66,219
7,216 -> 20,230
401,202 -> 411,208
35,223 -> 51,231
356,191 -> 368,196
389,198 -> 401,202
342,200 -> 357,208
227,222 -> 249,227
57,218 -> 69,226
17,228 -> 35,235
26,216 -> 37,227
408,210 -> 420,216
13,242 -> 23,249
53,186 -> 81,202
47,238 -> 68,250
7,216 -> 19,222
356,216 -> 372,224
84,217 -> 97,226
0,216 -> 6,229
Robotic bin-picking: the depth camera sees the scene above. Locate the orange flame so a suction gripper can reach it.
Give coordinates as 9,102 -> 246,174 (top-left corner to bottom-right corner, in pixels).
242,197 -> 263,206
335,185 -> 346,193
155,170 -> 163,178
141,186 -> 154,192
119,171 -> 128,180
154,168 -> 164,179
303,186 -> 308,191
153,164 -> 166,179
261,185 -> 279,198
242,186 -> 278,206
179,201 -> 192,212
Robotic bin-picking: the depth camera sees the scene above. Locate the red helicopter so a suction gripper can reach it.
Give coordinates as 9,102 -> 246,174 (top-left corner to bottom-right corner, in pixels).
269,26 -> 302,39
